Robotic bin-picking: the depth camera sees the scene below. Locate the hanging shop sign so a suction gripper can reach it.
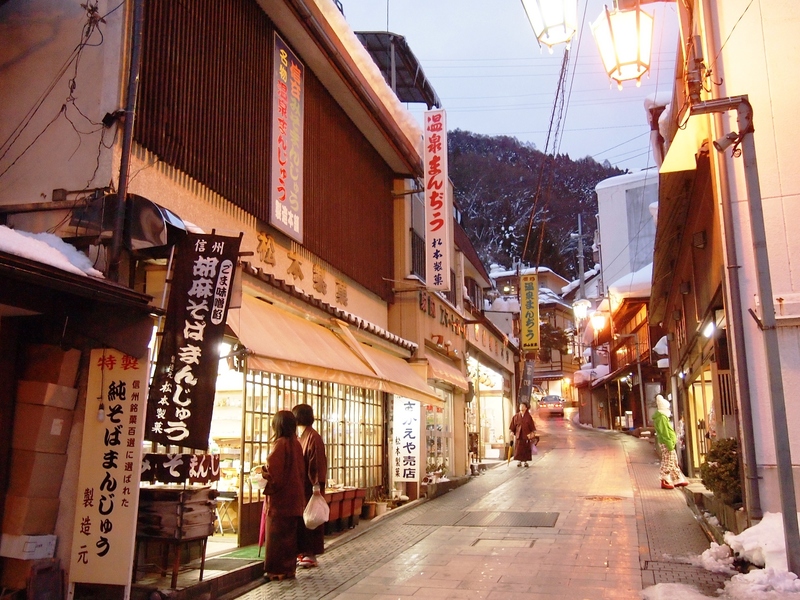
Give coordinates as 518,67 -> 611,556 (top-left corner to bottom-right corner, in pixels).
520,274 -> 540,352
141,453 -> 221,485
423,109 -> 451,291
145,232 -> 242,450
418,291 -> 466,338
270,31 -> 305,243
392,397 -> 422,484
69,348 -> 149,588
518,360 -> 536,405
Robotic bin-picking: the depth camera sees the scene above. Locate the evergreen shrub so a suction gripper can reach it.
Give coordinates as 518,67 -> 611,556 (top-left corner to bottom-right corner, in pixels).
700,437 -> 742,505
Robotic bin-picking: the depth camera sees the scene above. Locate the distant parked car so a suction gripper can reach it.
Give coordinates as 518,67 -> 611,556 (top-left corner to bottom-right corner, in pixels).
538,395 -> 565,418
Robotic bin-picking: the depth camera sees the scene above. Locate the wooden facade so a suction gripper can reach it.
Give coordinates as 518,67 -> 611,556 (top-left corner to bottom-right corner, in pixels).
137,0 -> 395,302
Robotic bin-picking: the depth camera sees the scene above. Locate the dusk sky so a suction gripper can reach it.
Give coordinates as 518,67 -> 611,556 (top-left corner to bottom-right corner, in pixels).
339,0 -> 680,172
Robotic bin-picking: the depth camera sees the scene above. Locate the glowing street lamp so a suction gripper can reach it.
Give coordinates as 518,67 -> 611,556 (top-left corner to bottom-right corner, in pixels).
591,2 -> 654,88
520,0 -> 579,50
572,298 -> 591,321
590,311 -> 607,334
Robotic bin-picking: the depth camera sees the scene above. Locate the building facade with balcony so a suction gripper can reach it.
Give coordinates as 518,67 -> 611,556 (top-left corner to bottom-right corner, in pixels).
0,0 -> 492,592
650,0 -> 800,547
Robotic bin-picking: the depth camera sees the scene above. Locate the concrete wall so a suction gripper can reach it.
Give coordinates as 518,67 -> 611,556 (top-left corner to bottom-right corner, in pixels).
707,0 -> 800,512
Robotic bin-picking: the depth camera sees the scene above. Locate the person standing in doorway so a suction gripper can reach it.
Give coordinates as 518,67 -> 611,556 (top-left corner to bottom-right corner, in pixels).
509,401 -> 536,467
261,410 -> 305,581
293,403 -> 328,569
654,394 -> 688,489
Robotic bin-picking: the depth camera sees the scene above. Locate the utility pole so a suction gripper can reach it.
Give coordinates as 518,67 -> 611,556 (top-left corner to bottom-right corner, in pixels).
577,214 -> 585,300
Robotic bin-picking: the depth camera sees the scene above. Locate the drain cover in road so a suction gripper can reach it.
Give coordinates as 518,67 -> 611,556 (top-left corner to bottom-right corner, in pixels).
484,511 -> 559,527
407,511 -> 464,526
408,511 -> 558,528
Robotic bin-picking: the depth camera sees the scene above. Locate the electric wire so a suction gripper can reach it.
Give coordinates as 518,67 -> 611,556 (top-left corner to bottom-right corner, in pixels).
0,1 -> 122,182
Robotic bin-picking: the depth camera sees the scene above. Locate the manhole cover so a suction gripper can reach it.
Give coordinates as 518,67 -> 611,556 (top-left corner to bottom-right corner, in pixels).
584,495 -> 624,502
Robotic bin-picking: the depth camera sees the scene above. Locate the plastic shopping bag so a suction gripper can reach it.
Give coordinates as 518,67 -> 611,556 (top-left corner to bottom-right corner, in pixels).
303,492 -> 330,530
530,440 -> 538,455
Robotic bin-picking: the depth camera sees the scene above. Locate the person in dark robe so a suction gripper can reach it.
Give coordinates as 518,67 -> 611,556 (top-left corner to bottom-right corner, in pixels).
261,410 -> 306,581
509,401 -> 536,467
293,403 -> 328,569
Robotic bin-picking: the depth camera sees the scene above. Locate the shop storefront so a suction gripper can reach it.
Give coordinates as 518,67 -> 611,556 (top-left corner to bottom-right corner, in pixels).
207,281 -> 439,546
465,320 -> 516,464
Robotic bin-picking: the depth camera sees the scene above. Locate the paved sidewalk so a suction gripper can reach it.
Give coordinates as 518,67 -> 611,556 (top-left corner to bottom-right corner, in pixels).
224,424 -> 730,600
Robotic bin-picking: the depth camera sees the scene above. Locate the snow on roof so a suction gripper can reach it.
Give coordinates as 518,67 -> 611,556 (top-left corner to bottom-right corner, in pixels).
317,0 -> 423,155
595,169 -> 659,192
561,268 -> 599,295
0,225 -> 103,278
488,264 -> 554,279
609,262 -> 652,298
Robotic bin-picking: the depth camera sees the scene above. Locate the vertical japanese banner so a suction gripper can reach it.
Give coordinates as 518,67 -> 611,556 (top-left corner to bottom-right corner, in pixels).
270,32 -> 304,243
518,360 -> 536,405
424,109 -> 451,291
145,232 -> 242,450
69,348 -> 149,587
392,397 -> 421,484
519,274 -> 540,353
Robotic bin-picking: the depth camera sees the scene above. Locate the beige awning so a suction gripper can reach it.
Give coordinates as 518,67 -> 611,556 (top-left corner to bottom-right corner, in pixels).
426,352 -> 470,391
227,294 -> 441,405
660,113 -> 710,173
358,343 -> 443,407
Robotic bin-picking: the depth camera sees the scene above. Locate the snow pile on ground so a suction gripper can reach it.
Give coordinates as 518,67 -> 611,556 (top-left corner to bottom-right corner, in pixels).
643,512 -> 800,599
725,512 -> 795,572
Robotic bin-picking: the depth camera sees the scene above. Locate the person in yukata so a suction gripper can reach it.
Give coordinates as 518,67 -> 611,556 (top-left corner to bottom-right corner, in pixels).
509,401 -> 536,467
293,403 -> 328,569
261,410 -> 305,581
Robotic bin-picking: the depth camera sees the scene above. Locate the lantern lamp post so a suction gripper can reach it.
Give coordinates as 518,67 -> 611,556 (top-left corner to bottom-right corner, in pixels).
591,1 -> 654,88
520,0 -> 579,50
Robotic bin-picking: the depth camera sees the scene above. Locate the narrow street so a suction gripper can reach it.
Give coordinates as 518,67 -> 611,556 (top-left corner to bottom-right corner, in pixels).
224,411 -> 730,599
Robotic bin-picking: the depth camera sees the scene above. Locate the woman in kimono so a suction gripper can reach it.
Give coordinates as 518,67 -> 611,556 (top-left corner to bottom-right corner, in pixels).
293,403 -> 328,569
261,410 -> 306,581
509,401 -> 536,467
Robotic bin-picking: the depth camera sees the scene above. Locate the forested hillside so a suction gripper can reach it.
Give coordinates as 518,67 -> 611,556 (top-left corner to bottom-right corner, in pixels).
448,130 -> 624,279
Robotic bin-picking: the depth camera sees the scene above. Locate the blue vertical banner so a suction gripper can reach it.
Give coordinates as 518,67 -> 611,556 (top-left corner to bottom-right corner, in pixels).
145,232 -> 242,450
270,32 -> 304,243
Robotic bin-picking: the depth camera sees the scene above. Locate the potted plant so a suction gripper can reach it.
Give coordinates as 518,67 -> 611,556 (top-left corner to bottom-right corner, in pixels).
375,488 -> 389,516
361,487 -> 378,519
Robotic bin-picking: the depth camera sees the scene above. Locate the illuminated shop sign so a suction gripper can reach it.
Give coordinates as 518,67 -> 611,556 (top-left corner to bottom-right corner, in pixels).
270,32 -> 305,243
520,274 -> 540,352
145,232 -> 242,450
69,348 -> 148,586
423,109 -> 451,291
392,397 -> 421,483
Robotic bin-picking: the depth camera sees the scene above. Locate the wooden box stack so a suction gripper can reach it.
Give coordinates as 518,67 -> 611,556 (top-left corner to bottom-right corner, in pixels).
137,486 -> 216,540
0,344 -> 80,590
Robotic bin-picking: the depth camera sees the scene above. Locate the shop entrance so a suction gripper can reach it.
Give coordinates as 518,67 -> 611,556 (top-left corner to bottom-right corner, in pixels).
228,368 -> 386,547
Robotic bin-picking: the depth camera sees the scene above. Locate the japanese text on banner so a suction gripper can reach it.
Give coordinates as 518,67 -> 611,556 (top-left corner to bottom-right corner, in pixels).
145,232 -> 242,450
520,274 -> 540,352
69,349 -> 148,586
423,109 -> 451,291
392,397 -> 421,484
270,32 -> 304,242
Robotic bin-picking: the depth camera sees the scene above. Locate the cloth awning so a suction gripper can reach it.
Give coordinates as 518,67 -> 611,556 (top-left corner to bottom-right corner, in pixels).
660,113 -> 710,173
426,352 -> 469,391
228,294 -> 441,406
